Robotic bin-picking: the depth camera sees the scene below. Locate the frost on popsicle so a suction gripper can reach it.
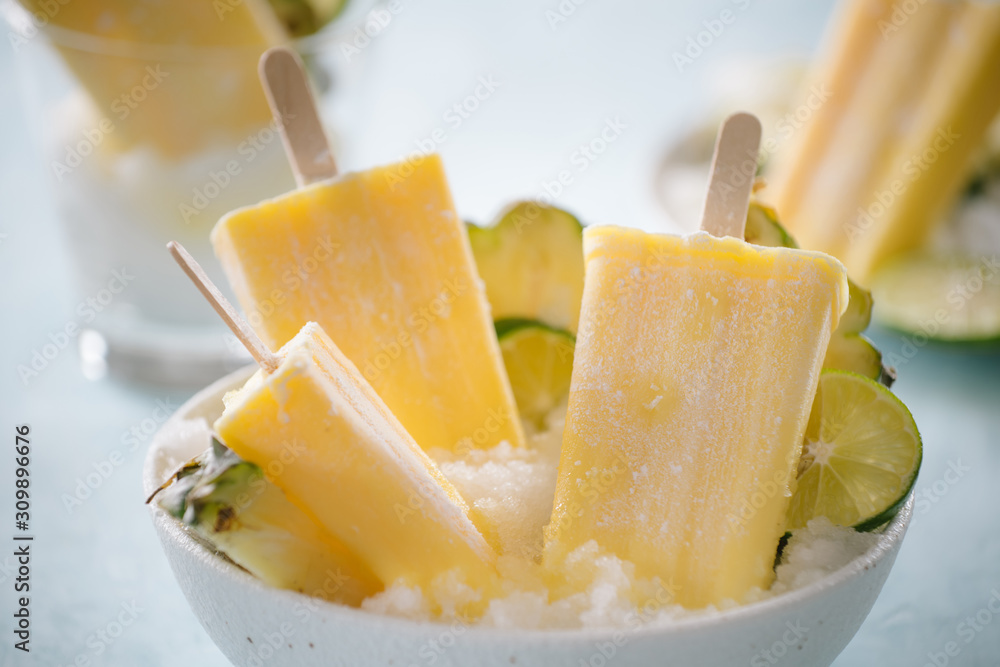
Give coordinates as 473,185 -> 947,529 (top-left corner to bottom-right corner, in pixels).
214,322 -> 501,616
212,154 -> 524,454
544,225 -> 849,609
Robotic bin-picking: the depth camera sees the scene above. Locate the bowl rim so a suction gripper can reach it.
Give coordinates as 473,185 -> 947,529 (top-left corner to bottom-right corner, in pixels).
145,364 -> 913,643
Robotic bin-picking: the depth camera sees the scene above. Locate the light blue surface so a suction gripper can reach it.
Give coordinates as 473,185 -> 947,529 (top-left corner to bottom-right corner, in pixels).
1,1 -> 999,665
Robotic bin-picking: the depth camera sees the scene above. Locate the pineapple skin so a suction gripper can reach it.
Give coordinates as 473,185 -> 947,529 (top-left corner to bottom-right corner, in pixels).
155,441 -> 381,606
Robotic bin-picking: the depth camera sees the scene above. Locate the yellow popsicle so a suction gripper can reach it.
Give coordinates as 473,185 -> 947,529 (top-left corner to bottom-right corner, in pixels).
212,154 -> 524,453
214,322 -> 498,602
544,226 -> 848,609
767,0 -> 1000,283
18,0 -> 285,157
765,0 -> 897,239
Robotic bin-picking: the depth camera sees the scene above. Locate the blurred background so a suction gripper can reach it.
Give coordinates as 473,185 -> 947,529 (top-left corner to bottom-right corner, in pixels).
1,0 -> 999,664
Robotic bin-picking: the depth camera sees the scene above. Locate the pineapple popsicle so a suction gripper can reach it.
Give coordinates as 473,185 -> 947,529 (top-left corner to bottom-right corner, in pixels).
214,321 -> 499,598
766,0 -> 1000,283
545,227 -> 848,609
212,154 -> 524,454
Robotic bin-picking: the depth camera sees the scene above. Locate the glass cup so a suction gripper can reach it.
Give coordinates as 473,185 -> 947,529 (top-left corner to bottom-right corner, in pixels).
4,0 -> 376,387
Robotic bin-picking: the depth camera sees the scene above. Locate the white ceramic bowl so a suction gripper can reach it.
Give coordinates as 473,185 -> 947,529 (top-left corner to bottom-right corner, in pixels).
144,366 -> 913,667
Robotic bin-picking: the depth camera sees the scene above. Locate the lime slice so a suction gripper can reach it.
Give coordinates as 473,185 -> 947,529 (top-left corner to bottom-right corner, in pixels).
496,319 -> 575,429
823,333 -> 894,387
745,200 -> 799,250
870,252 -> 1000,342
468,203 -> 585,333
787,370 -> 921,532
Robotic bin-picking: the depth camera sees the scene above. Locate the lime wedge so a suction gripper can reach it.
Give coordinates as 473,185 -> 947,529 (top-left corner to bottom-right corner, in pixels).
787,370 -> 921,532
870,252 -> 1000,342
496,319 -> 575,429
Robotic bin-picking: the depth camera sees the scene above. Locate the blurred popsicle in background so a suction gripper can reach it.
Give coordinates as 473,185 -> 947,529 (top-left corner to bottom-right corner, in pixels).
765,0 -> 1000,284
657,0 -> 1000,343
17,0 -> 285,157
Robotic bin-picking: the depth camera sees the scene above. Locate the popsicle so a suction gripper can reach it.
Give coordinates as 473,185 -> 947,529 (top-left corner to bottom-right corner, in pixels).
212,49 -> 524,454
166,242 -> 499,607
766,0 -> 1000,282
544,114 -> 849,609
215,322 -> 499,596
17,0 -> 284,157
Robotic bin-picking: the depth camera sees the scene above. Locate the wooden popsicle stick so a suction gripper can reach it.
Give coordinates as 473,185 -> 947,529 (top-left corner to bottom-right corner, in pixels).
259,46 -> 338,187
167,241 -> 280,374
700,112 -> 763,238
